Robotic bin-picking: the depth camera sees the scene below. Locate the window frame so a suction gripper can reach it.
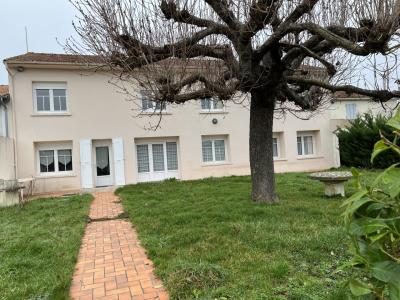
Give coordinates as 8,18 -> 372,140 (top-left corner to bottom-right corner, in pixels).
296,133 -> 316,157
33,83 -> 69,114
135,140 -> 179,174
201,136 -> 228,164
272,137 -> 280,159
36,144 -> 73,176
345,103 -> 357,120
140,90 -> 167,113
200,97 -> 225,113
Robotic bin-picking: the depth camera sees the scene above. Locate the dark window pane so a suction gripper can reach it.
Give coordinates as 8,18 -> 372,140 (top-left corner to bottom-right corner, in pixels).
58,149 -> 72,172
166,142 -> 178,170
53,89 -> 66,97
152,144 -> 165,171
136,145 -> 149,173
39,150 -> 54,172
201,98 -> 211,110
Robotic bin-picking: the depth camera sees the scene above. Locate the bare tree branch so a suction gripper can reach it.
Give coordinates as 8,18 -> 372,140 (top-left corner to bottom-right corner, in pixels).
287,76 -> 400,101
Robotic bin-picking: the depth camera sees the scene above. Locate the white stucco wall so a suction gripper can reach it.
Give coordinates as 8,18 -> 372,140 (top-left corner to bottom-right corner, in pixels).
0,136 -> 14,180
6,64 -> 347,194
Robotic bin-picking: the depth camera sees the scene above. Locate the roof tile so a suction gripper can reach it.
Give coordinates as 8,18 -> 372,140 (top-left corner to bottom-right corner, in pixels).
4,52 -> 104,64
0,85 -> 9,96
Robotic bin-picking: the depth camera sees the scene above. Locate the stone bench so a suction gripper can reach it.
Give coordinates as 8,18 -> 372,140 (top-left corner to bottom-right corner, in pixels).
309,171 -> 353,197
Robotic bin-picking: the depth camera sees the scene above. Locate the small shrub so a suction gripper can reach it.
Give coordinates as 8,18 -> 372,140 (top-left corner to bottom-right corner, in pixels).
167,262 -> 227,299
342,109 -> 400,299
337,112 -> 398,169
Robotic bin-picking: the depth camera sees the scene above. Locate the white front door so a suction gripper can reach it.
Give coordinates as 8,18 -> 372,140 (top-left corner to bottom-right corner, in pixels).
136,141 -> 179,182
95,144 -> 113,187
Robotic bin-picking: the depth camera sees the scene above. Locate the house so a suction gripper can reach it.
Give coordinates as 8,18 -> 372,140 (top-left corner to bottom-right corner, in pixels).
1,52 -> 398,195
0,85 -> 14,181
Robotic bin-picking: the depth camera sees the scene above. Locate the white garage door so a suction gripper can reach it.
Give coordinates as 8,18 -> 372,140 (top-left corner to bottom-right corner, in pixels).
136,141 -> 179,182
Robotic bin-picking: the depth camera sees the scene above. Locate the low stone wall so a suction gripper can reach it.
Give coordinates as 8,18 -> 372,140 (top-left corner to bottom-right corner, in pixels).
0,179 -> 19,207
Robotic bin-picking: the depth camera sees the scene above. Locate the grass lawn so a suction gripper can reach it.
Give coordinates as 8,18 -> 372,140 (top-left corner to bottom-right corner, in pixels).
0,194 -> 92,300
117,171 -> 378,300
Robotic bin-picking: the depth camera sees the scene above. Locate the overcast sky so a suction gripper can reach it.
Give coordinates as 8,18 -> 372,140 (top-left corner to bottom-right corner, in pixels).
0,0 -> 78,84
1,1 -> 397,90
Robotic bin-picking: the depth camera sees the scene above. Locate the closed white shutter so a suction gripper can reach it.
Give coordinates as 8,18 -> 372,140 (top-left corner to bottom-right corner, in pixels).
113,138 -> 126,186
80,139 -> 93,188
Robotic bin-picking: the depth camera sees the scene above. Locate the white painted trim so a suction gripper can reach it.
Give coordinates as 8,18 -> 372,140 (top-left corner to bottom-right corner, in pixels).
80,139 -> 93,189
113,138 -> 126,186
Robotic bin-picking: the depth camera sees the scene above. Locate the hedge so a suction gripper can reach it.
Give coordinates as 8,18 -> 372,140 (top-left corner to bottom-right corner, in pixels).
336,112 -> 398,169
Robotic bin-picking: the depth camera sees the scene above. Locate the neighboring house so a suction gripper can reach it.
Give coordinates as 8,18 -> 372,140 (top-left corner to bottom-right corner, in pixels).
2,52 -> 399,194
330,91 -> 397,121
0,85 -> 14,180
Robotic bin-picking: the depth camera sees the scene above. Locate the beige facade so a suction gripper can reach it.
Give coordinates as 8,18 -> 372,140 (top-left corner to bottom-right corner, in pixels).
0,85 -> 14,181
3,53 -> 398,194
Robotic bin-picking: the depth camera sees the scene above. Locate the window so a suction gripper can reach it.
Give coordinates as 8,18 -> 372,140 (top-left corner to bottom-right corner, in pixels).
136,141 -> 178,173
0,105 -> 8,137
272,138 -> 279,158
141,91 -> 166,112
39,150 -> 55,173
34,83 -> 68,113
58,149 -> 73,172
136,144 -> 150,173
202,137 -> 227,163
37,146 -> 73,174
201,98 -> 224,111
345,103 -> 357,119
297,135 -> 314,156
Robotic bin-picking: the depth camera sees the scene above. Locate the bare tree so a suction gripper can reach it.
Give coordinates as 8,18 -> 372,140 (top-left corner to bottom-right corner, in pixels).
69,0 -> 400,203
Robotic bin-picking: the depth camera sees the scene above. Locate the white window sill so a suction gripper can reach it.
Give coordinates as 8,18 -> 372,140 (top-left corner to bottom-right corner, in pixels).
273,157 -> 288,162
35,172 -> 76,179
31,113 -> 71,117
201,161 -> 232,167
140,111 -> 172,115
199,110 -> 228,115
297,155 -> 324,160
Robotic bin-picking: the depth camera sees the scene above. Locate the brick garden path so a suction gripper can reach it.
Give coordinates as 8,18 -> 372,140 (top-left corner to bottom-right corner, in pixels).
70,192 -> 169,300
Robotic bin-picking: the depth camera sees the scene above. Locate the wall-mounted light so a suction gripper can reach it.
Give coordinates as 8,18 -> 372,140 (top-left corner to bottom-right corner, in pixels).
212,118 -> 218,124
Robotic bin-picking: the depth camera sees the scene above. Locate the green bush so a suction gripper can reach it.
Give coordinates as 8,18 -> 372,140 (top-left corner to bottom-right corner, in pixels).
337,112 -> 398,169
342,109 -> 400,299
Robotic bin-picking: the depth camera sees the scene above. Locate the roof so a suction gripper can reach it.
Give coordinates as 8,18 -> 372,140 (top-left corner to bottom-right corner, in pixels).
4,52 -> 104,65
0,85 -> 9,96
333,91 -> 370,100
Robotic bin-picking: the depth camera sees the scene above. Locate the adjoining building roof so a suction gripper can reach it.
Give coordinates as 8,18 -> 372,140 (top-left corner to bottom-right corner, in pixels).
4,52 -> 104,65
333,91 -> 370,100
0,85 -> 9,96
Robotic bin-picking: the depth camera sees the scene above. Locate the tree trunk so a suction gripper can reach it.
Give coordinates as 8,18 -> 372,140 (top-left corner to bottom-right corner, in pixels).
249,90 -> 279,203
